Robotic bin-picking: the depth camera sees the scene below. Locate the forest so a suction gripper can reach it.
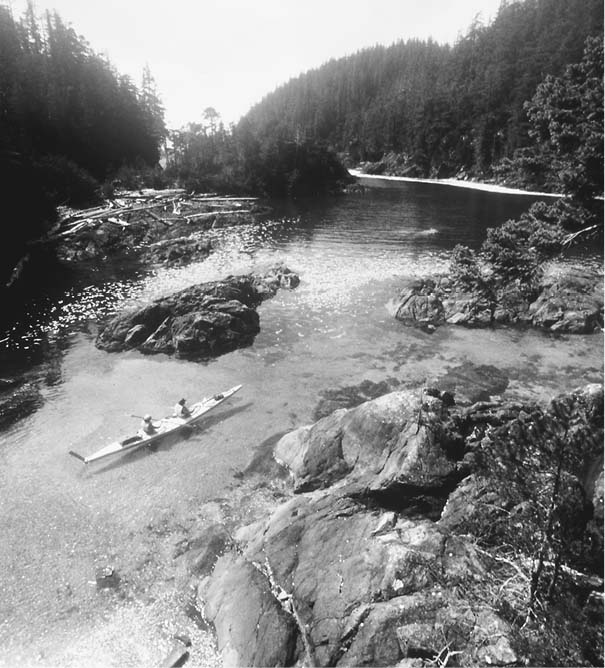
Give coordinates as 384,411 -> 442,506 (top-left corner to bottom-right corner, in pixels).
240,0 -> 603,181
0,1 -> 165,286
1,0 -> 603,289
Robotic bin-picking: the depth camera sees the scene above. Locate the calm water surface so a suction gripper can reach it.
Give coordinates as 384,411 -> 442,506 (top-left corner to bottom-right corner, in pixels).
0,182 -> 602,666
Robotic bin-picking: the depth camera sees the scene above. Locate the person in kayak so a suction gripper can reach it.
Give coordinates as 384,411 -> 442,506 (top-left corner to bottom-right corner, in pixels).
140,414 -> 156,435
173,398 -> 191,418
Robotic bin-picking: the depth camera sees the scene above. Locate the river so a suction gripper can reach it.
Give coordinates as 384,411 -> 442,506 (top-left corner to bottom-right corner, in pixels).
0,180 -> 602,666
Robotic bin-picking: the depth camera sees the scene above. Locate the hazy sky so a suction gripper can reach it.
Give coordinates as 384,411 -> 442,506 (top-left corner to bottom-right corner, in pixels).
9,0 -> 504,128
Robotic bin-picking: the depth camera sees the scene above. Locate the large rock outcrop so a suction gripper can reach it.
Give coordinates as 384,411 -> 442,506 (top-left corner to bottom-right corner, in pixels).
394,267 -> 603,333
96,264 -> 299,358
198,383 -> 604,667
204,494 -> 517,667
274,389 -> 464,501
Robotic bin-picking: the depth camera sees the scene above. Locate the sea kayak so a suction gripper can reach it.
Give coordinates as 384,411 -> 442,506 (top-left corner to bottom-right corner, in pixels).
69,384 -> 242,464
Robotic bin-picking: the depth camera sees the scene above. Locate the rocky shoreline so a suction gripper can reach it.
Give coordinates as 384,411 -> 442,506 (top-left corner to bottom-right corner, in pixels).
393,266 -> 604,334
191,382 -> 603,667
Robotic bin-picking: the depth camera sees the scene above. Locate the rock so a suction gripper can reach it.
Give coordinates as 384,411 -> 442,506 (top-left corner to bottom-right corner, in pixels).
313,378 -> 402,421
443,286 -> 493,326
529,268 -> 604,333
275,390 -> 465,506
198,384 -> 604,667
204,494 -> 517,667
96,266 -> 299,358
95,566 -> 120,590
202,552 -> 298,667
395,278 -> 445,327
433,362 -> 509,406
394,267 -> 603,334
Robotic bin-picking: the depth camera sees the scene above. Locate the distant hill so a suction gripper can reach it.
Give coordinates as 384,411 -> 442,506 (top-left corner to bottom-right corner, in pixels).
238,0 -> 603,178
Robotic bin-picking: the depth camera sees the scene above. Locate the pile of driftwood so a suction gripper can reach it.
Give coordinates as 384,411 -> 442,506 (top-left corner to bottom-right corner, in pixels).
52,189 -> 259,241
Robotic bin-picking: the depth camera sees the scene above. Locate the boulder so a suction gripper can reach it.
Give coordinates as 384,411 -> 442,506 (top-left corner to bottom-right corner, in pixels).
529,269 -> 604,333
275,390 -> 465,502
395,278 -> 445,327
96,266 -> 299,358
443,286 -> 493,326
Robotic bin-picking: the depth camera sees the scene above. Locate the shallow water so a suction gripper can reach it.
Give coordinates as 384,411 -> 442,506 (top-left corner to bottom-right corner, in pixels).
0,183 -> 602,666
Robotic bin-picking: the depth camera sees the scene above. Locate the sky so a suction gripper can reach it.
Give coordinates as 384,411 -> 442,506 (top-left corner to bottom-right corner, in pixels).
8,0 -> 505,129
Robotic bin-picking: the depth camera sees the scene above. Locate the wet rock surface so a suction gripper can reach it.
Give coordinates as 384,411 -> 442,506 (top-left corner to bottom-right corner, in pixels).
394,268 -> 604,333
199,383 -> 604,667
96,265 -> 299,358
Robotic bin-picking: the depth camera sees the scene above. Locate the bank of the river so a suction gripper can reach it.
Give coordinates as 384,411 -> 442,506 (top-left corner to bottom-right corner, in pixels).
349,168 -> 561,197
0,181 -> 602,666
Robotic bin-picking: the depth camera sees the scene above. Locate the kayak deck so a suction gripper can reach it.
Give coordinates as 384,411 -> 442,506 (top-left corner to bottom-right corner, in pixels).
69,385 -> 242,464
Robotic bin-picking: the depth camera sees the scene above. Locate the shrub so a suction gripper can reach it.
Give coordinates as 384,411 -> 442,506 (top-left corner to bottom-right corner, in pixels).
449,244 -> 484,289
481,206 -> 564,286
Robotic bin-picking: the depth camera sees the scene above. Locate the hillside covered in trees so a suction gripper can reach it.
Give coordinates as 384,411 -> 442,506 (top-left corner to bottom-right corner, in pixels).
0,1 -> 165,287
239,0 -> 603,181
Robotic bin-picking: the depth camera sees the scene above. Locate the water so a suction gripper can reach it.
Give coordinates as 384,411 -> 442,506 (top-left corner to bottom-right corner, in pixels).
0,182 -> 602,666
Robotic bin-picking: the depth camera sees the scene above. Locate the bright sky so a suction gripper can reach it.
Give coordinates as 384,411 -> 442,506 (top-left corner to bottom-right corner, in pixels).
9,0 -> 504,128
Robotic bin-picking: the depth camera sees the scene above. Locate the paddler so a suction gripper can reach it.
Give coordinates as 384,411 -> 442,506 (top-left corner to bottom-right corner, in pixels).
140,414 -> 156,435
173,398 -> 191,418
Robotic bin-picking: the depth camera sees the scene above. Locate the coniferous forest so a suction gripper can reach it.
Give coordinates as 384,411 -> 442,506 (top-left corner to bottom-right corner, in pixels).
1,0 -> 603,288
0,1 -> 165,285
240,0 -> 602,179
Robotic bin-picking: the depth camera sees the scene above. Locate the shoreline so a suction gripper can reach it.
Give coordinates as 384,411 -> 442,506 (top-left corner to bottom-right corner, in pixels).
349,168 -> 561,197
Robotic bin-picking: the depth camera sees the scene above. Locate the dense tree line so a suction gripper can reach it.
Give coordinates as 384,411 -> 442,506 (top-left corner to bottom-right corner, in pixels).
449,35 -> 603,315
164,108 -> 351,198
238,0 -> 602,180
0,1 -> 165,286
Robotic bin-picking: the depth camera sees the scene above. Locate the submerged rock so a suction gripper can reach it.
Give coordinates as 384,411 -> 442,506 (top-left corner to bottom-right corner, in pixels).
0,381 -> 43,430
432,362 -> 509,406
96,265 -> 299,358
313,377 -> 402,420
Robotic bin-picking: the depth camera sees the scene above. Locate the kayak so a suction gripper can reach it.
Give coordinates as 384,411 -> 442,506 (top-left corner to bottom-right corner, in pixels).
69,385 -> 242,465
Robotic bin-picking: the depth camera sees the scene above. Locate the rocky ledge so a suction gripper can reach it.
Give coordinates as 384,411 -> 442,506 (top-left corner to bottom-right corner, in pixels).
96,264 -> 299,358
196,383 -> 604,666
394,267 -> 604,333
